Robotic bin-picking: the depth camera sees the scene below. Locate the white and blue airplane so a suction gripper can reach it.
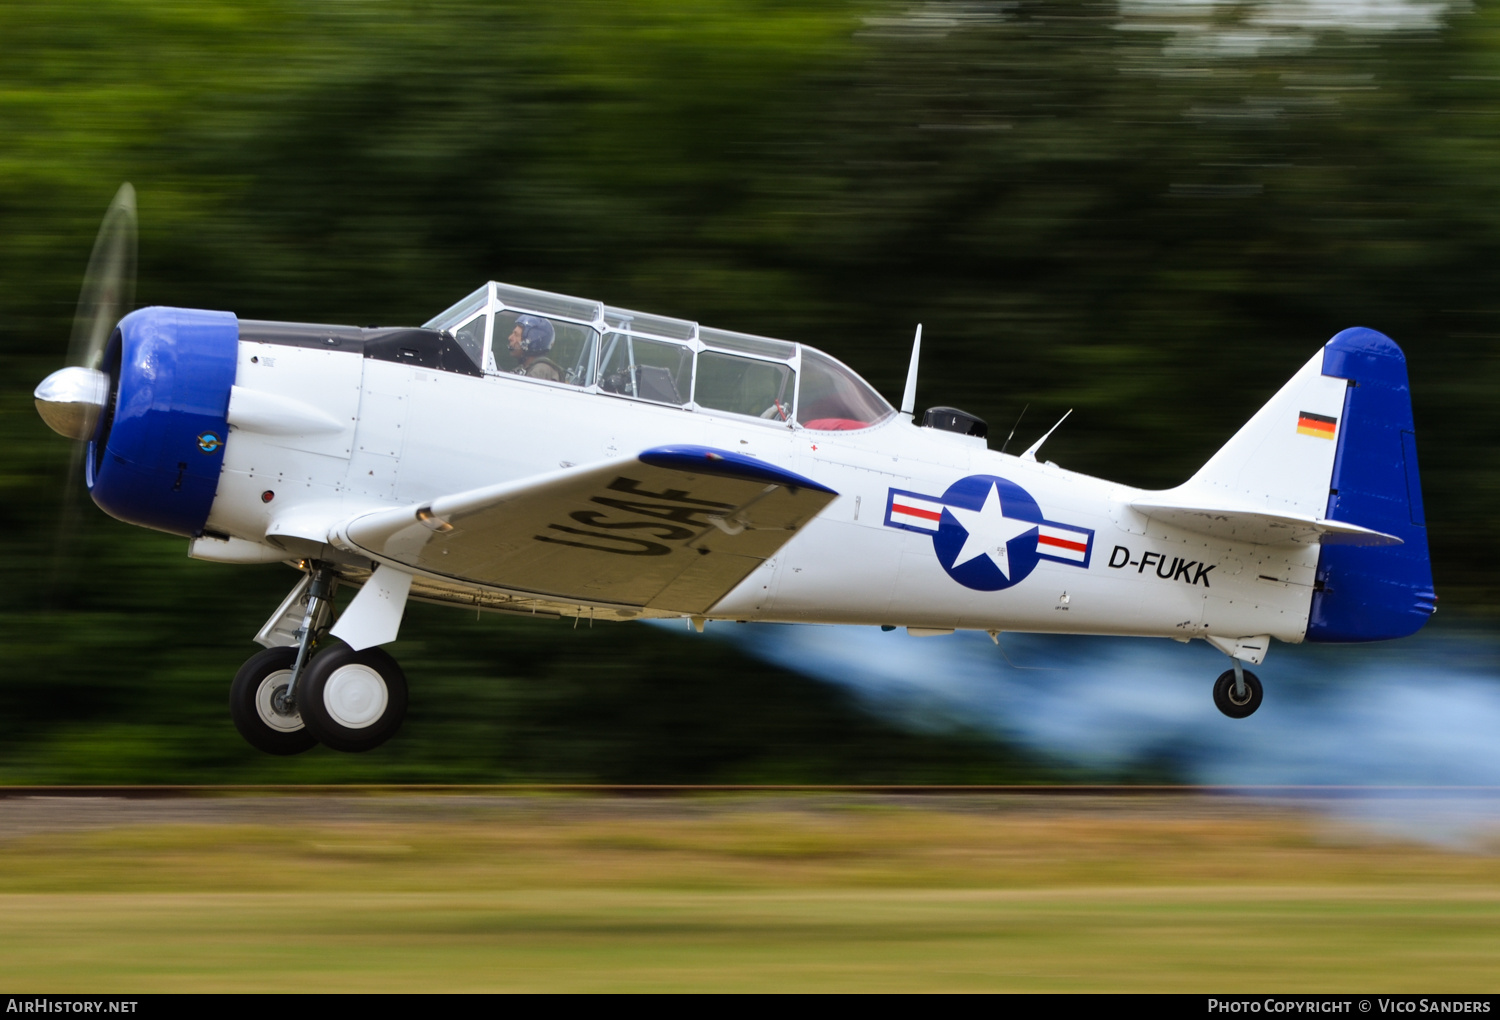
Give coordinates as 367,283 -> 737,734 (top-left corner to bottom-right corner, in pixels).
34,187 -> 1435,754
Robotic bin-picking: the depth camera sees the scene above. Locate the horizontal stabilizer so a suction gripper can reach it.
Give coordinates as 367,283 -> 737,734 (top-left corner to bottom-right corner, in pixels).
1129,497 -> 1401,547
332,446 -> 838,615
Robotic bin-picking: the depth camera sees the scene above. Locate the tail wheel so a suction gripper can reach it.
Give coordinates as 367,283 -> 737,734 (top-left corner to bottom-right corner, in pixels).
297,644 -> 408,753
230,646 -> 319,756
1213,668 -> 1264,719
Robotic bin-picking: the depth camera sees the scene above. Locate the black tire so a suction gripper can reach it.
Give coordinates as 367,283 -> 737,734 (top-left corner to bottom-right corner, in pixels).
1213,668 -> 1264,719
297,644 -> 408,753
230,646 -> 319,755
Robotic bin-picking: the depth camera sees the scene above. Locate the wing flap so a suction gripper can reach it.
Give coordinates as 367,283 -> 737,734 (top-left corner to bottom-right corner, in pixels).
336,445 -> 837,614
1129,497 -> 1401,547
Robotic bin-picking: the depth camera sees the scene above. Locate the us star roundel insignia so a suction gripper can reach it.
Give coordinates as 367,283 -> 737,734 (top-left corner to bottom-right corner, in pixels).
883,475 -> 1095,592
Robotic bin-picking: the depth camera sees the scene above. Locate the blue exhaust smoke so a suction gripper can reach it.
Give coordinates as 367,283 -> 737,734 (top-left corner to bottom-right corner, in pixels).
702,622 -> 1500,789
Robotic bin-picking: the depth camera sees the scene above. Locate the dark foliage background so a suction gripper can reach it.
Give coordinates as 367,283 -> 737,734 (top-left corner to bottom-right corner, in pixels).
2,0 -> 1494,781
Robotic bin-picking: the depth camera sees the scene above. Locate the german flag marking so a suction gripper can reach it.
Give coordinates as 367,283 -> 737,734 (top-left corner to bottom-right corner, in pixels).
1297,410 -> 1337,439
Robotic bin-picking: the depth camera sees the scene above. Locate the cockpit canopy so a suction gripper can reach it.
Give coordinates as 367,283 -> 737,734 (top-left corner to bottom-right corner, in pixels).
426,282 -> 894,431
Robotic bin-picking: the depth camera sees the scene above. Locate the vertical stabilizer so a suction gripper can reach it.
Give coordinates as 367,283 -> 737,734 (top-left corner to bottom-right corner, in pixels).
1179,345 -> 1348,519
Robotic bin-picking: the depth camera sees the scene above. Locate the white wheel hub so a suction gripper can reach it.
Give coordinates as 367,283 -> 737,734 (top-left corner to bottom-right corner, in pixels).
254,671 -> 304,733
322,664 -> 389,729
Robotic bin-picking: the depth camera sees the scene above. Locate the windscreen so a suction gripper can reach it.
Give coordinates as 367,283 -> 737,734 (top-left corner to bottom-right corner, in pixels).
796,348 -> 893,430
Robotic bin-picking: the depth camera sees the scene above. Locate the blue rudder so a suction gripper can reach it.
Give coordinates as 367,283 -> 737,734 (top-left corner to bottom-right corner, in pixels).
1306,327 -> 1436,642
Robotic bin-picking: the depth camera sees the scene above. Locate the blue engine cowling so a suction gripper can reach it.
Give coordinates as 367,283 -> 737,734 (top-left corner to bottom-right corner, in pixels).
87,306 -> 238,537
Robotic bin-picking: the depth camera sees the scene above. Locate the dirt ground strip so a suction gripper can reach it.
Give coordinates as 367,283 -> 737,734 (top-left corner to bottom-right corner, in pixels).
0,787 -> 1494,832
0,791 -> 1497,991
0,788 -> 1294,829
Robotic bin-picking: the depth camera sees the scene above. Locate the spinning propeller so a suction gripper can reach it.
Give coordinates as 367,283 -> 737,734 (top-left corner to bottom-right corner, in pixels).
35,185 -> 137,600
35,183 -> 137,443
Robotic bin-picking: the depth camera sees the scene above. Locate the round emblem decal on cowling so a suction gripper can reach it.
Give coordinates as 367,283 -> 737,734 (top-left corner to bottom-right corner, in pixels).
930,474 -> 1045,592
197,431 -> 222,453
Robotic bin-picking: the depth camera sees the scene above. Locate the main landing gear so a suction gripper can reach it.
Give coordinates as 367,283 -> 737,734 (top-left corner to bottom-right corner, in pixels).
229,564 -> 408,755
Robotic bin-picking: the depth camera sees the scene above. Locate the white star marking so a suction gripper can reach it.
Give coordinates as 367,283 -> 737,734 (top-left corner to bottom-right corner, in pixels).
944,483 -> 1038,579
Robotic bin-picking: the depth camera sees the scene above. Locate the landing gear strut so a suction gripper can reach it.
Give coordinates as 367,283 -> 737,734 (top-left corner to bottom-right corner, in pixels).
1212,660 -> 1263,719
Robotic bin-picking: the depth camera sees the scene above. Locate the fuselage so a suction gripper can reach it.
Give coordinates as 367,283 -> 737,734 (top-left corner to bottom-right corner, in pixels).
201,328 -> 1317,645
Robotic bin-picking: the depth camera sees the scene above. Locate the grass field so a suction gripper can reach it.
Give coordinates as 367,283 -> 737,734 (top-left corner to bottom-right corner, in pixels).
0,793 -> 1497,992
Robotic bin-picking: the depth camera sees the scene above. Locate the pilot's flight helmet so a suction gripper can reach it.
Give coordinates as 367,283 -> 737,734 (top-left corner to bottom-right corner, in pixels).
513,314 -> 555,354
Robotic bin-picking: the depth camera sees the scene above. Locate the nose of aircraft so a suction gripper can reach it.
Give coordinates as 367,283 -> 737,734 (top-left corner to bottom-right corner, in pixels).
34,365 -> 109,441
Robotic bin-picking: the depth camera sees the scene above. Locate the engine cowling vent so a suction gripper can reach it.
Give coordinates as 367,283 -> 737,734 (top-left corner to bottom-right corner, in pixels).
921,406 -> 988,439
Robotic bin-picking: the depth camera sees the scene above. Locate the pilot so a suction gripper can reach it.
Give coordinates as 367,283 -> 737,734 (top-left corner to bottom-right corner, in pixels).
506,315 -> 563,382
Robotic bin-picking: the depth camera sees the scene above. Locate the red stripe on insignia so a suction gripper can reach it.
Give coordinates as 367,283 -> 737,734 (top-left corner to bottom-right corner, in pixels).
1038,535 -> 1087,553
892,503 -> 942,521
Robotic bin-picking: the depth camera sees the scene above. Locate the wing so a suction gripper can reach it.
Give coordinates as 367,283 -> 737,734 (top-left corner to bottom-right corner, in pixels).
333,445 -> 838,614
1128,497 -> 1401,547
